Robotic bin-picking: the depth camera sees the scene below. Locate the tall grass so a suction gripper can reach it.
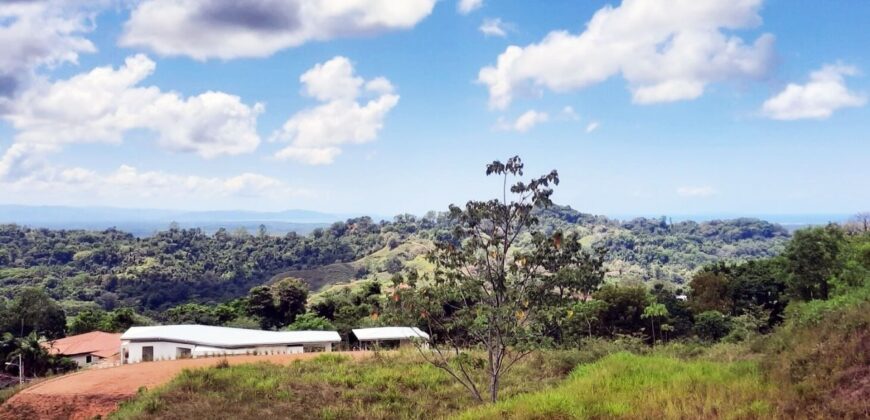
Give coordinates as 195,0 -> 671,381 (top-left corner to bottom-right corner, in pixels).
458,352 -> 773,420
110,349 -> 592,420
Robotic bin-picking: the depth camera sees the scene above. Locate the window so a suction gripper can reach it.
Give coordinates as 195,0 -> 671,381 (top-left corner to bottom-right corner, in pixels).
85,355 -> 92,364
176,347 -> 192,359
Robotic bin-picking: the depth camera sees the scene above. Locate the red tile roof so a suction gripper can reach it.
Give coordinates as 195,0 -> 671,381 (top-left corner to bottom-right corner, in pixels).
45,331 -> 122,358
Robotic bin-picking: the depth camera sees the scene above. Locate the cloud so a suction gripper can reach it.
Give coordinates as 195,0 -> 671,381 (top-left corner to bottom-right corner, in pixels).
585,121 -> 600,133
478,0 -> 774,109
1,163 -> 309,201
676,186 -> 716,197
561,106 -> 580,120
0,54 -> 264,180
762,64 -> 867,120
271,56 -> 399,165
121,0 -> 437,60
479,18 -> 508,37
458,0 -> 483,15
0,0 -> 103,98
496,109 -> 549,133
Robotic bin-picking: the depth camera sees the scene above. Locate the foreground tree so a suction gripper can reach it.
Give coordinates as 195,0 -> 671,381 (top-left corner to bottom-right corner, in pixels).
410,156 -> 596,402
783,225 -> 844,300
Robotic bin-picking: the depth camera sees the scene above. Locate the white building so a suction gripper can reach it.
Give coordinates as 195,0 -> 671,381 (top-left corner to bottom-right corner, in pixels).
352,327 -> 430,350
120,325 -> 341,363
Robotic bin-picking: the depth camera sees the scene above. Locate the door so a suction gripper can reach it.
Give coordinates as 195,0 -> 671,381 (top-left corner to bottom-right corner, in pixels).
142,346 -> 154,362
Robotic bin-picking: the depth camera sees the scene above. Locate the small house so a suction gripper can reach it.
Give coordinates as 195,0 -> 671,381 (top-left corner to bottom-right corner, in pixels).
352,327 -> 430,350
46,331 -> 122,367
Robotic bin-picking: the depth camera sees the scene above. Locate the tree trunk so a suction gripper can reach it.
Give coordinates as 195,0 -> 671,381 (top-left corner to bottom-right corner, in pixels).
489,372 -> 500,402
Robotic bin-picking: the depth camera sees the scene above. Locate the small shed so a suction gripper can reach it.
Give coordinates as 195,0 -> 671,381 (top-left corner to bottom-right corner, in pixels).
352,327 -> 430,350
120,325 -> 341,363
45,331 -> 122,367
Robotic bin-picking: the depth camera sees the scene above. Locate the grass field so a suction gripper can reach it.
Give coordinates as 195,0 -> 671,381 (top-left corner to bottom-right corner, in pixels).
110,348 -> 598,420
458,352 -> 772,419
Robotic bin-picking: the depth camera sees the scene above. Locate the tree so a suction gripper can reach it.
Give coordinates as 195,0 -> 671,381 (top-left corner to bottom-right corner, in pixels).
68,309 -> 108,335
783,225 -> 844,300
285,313 -> 335,331
247,286 -> 278,329
103,308 -> 139,332
641,303 -> 669,345
566,299 -> 606,340
688,271 -> 731,313
1,288 -> 66,339
694,311 -> 731,341
594,284 -> 651,336
273,278 -> 308,326
415,156 -> 573,403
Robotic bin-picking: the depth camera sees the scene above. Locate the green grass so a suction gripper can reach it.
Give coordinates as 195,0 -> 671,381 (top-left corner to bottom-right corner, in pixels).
110,350 -> 585,420
458,352 -> 773,420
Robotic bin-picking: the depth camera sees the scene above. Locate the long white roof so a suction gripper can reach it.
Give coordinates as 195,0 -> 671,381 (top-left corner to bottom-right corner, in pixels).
352,327 -> 430,341
121,325 -> 340,348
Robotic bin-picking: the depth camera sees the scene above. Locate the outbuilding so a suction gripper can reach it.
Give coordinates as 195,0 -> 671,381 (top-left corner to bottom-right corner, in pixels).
45,331 -> 122,367
352,327 -> 430,350
120,325 -> 340,363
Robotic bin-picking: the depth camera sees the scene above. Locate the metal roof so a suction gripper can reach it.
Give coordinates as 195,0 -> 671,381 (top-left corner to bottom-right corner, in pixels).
45,331 -> 122,358
121,325 -> 340,348
352,327 -> 430,341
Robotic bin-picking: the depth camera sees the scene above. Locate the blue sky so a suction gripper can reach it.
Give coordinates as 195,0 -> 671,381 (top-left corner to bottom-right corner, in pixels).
0,0 -> 868,217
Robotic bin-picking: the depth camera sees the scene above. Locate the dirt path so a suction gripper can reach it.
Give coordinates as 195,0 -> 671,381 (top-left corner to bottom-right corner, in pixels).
1,352 -> 369,420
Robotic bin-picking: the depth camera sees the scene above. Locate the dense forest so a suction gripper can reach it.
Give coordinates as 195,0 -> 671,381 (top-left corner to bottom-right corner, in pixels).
0,206 -> 788,315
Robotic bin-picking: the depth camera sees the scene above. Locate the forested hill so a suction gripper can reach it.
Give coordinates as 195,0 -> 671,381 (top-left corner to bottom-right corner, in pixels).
0,205 -> 788,313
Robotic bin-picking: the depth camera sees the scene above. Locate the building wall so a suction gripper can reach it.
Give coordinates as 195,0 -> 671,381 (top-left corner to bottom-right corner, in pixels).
123,341 -> 334,364
68,354 -> 103,367
125,341 -> 195,363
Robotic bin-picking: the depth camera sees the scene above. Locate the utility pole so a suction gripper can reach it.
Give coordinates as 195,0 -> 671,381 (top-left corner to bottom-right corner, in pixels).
4,354 -> 22,385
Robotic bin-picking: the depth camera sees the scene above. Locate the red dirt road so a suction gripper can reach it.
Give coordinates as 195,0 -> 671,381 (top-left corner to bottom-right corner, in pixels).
1,352 -> 368,420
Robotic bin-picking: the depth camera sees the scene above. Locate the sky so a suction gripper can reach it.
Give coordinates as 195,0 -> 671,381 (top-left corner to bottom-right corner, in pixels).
0,0 -> 868,217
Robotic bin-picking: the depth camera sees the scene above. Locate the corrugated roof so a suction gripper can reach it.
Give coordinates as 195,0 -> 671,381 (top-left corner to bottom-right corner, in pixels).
45,331 -> 122,358
121,325 -> 340,348
352,327 -> 430,341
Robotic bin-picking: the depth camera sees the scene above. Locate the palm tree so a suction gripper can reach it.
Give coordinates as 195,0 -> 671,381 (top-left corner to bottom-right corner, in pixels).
641,303 -> 669,346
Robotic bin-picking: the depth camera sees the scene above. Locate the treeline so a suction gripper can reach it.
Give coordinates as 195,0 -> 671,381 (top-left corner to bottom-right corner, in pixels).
0,218 -> 391,310
0,206 -> 790,314
389,223 -> 869,347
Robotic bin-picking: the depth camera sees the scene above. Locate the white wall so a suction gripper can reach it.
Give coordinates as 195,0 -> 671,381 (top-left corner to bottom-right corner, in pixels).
123,341 -> 333,363
125,341 -> 194,363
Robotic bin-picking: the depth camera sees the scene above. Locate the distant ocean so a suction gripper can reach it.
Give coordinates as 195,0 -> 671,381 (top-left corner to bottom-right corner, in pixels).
608,213 -> 851,227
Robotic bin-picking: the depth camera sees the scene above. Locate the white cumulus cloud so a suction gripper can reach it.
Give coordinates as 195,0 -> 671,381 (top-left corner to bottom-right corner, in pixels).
458,0 -> 483,15
677,186 -> 716,198
0,0 -> 105,98
479,18 -> 508,37
478,0 -> 775,109
0,54 -> 264,180
496,110 -> 550,133
121,0 -> 437,60
271,56 -> 399,165
762,64 -> 867,120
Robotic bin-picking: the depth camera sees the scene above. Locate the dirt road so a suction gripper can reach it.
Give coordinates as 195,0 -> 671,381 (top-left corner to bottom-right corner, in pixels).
1,352 -> 367,420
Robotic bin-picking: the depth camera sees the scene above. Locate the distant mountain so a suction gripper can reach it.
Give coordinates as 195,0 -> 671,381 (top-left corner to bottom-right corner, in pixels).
0,205 -> 368,236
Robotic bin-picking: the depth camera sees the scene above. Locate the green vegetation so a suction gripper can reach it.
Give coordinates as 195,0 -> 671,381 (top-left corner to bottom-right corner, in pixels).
459,353 -> 772,419
111,350 -> 599,420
